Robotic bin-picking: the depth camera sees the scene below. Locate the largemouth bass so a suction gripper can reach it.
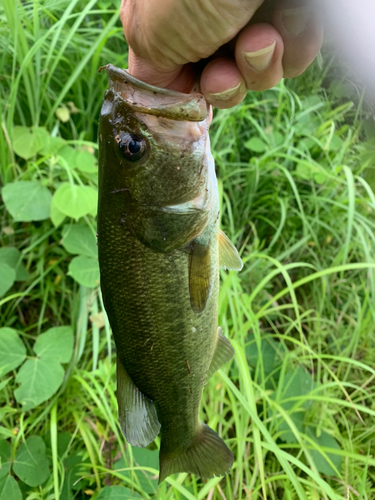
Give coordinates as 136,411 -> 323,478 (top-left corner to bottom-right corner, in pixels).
97,64 -> 242,482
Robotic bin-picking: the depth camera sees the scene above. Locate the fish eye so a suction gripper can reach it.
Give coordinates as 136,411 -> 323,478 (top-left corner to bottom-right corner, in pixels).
115,132 -> 146,162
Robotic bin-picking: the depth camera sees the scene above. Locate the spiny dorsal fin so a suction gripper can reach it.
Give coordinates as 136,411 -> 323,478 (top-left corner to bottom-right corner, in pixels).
117,356 -> 161,447
189,242 -> 213,314
219,229 -> 243,271
206,327 -> 235,381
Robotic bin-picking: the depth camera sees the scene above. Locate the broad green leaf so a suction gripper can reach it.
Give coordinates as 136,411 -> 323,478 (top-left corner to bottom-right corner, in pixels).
32,127 -> 50,145
96,486 -> 142,500
244,137 -> 267,153
364,118 -> 375,139
246,333 -> 286,383
0,431 -> 13,441
115,448 -> 158,494
295,163 -> 328,185
57,433 -> 73,457
44,136 -> 66,156
13,436 -> 50,487
0,378 -> 11,396
0,264 -> 16,298
62,224 -> 97,257
12,127 -> 42,159
279,367 -> 316,411
34,326 -> 73,363
0,441 -> 11,479
314,172 -> 328,184
295,163 -> 312,180
75,150 -> 97,173
34,128 -> 66,157
89,204 -> 98,217
68,256 -> 99,287
2,181 -> 52,222
132,447 -> 159,490
13,326 -> 72,410
53,183 -> 97,220
132,447 -> 159,469
305,427 -> 342,476
294,111 -> 319,137
50,201 -> 66,227
270,367 -> 317,444
0,328 -> 26,377
57,146 -> 97,174
61,451 -> 90,498
14,357 -> 64,411
299,137 -> 316,151
272,131 -> 284,146
329,81 -> 354,99
364,167 -> 375,192
302,95 -> 324,108
0,475 -> 22,500
278,411 -> 305,444
0,247 -> 29,281
57,145 -> 77,167
361,141 -> 375,192
324,134 -> 344,152
13,126 -> 29,142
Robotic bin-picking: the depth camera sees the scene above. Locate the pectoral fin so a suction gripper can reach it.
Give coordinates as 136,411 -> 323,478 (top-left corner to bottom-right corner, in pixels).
206,327 -> 234,380
117,356 -> 161,447
189,242 -> 213,314
219,229 -> 243,271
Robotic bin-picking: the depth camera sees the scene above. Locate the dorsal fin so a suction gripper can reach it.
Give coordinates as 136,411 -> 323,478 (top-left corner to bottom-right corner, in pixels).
219,229 -> 243,271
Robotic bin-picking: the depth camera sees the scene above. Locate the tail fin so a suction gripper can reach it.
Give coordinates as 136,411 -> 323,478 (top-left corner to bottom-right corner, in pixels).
159,423 -> 233,483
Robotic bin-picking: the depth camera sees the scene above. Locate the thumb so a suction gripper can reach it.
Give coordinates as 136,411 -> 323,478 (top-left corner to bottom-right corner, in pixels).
128,49 -> 196,93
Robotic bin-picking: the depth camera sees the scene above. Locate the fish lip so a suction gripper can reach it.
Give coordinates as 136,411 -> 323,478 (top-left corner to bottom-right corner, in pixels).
99,64 -> 189,98
99,64 -> 209,122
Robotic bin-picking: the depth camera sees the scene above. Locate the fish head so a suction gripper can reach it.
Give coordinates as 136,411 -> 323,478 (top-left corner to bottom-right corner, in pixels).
98,66 -> 216,251
99,65 -> 210,206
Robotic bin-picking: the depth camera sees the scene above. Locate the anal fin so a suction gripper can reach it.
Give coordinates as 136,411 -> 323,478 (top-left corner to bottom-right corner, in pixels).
206,327 -> 234,380
117,355 -> 161,447
189,241 -> 213,314
219,229 -> 243,271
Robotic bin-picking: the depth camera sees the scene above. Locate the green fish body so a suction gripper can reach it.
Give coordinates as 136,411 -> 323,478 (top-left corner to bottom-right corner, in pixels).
97,65 -> 242,482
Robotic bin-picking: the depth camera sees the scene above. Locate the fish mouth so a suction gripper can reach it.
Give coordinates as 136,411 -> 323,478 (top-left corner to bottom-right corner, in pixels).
99,64 -> 209,122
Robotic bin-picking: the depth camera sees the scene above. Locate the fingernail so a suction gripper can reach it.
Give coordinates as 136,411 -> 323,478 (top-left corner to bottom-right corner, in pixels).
209,82 -> 242,101
243,41 -> 276,72
281,7 -> 310,36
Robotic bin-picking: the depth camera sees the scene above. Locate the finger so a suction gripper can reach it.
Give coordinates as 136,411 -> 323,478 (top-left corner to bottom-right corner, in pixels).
200,58 -> 247,109
234,23 -> 284,91
273,1 -> 324,78
127,48 -> 197,91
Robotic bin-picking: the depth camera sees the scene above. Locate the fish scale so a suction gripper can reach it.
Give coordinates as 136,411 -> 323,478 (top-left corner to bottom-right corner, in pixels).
98,65 -> 243,482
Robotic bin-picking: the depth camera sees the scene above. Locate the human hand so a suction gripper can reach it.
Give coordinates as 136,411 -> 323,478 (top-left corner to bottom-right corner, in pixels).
120,0 -> 323,109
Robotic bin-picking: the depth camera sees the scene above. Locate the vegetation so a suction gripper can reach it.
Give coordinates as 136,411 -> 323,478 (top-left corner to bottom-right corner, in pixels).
1,1 -> 375,499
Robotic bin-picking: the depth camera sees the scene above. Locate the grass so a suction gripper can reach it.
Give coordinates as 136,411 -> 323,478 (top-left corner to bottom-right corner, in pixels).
1,1 -> 375,499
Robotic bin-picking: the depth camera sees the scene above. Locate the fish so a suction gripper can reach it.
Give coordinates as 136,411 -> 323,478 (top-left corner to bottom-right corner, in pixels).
97,64 -> 243,482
